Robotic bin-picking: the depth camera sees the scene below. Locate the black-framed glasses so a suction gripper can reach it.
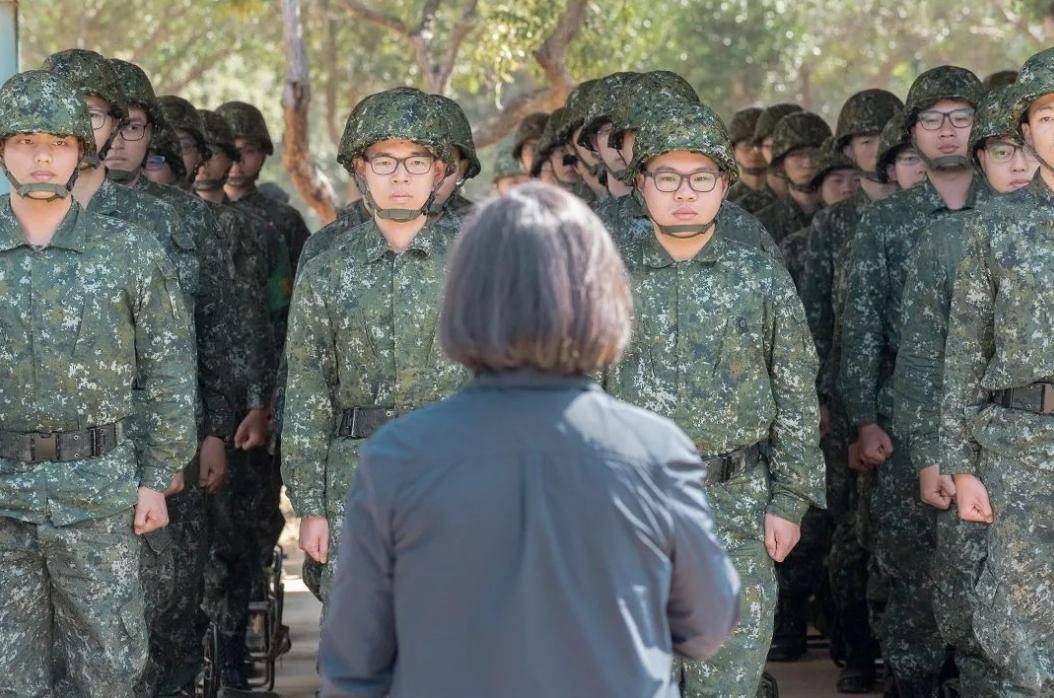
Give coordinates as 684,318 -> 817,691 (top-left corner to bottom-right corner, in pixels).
119,121 -> 149,142
644,168 -> 725,193
145,154 -> 167,171
983,139 -> 1037,164
917,108 -> 974,131
88,109 -> 111,131
365,154 -> 435,176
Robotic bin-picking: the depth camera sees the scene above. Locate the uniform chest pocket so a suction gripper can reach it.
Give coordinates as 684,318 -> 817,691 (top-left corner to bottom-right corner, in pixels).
718,313 -> 765,380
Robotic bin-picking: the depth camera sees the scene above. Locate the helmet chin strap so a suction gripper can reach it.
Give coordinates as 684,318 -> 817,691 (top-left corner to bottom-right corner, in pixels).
226,174 -> 256,187
917,151 -> 971,172
741,165 -> 768,177
193,176 -> 227,192
1024,140 -> 1054,176
1,160 -> 79,202
632,189 -> 716,238
355,172 -> 439,222
106,167 -> 140,184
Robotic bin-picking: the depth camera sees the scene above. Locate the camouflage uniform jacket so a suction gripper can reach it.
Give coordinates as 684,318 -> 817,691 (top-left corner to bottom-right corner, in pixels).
132,177 -> 240,438
780,226 -> 810,289
204,200 -> 276,410
0,197 -> 197,524
893,208 -> 980,469
800,190 -> 871,378
238,186 -> 312,272
941,174 -> 1054,476
605,229 -> 825,524
755,195 -> 818,245
840,174 -> 990,426
594,193 -> 784,262
728,181 -> 779,213
336,199 -> 370,228
281,215 -> 466,518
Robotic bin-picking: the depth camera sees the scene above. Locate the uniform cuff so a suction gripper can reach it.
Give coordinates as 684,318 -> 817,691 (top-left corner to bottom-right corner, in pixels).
140,465 -> 176,493
766,492 -> 810,526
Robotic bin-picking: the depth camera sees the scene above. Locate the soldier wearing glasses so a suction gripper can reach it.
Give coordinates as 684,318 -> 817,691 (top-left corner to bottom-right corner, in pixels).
840,65 -> 990,696
605,99 -> 824,698
282,88 -> 466,607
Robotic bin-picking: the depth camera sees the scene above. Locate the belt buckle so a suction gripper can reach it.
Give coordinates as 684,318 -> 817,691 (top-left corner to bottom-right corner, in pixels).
1043,384 -> 1054,415
31,432 -> 58,462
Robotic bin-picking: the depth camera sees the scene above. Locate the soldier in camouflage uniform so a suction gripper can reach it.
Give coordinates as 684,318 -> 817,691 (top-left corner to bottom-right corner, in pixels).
533,106 -> 602,203
841,65 -> 989,696
0,69 -> 197,697
576,72 -> 639,201
560,78 -> 608,200
605,98 -> 824,698
218,100 -> 312,270
939,47 -> 1054,696
727,107 -> 769,206
512,111 -> 548,176
749,103 -> 803,210
797,88 -> 902,693
429,94 -> 480,215
281,87 -> 466,607
492,149 -> 529,195
755,111 -> 832,245
104,58 -> 248,697
895,83 -> 1037,698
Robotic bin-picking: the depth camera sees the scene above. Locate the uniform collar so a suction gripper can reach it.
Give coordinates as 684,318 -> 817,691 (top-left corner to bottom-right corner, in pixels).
1026,169 -> 1054,206
641,226 -> 729,269
85,176 -> 121,216
916,170 -> 991,215
364,214 -> 444,263
0,195 -> 86,252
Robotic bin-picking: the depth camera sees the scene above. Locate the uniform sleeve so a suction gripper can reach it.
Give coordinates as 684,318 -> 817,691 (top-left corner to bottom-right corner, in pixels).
765,269 -> 826,523
194,217 -> 239,439
234,223 -> 277,410
800,214 -> 835,373
662,455 -> 740,660
280,268 -> 338,518
318,453 -> 396,697
132,245 -> 199,491
939,230 -> 995,477
893,224 -> 954,470
840,209 -> 886,426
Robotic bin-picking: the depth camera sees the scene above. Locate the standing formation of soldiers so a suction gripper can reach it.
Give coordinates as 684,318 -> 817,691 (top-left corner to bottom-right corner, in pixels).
1,40 -> 1054,698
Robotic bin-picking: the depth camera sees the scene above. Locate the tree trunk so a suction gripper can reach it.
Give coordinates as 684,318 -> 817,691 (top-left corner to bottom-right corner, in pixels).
280,0 -> 338,225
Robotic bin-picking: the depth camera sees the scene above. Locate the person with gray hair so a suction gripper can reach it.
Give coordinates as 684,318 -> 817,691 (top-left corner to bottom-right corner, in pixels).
318,182 -> 740,698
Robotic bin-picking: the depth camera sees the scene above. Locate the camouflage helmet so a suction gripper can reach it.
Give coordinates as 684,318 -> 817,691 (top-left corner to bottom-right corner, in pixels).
576,71 -> 639,150
42,49 -> 128,120
904,65 -> 983,126
198,109 -> 240,161
430,94 -> 480,179
216,101 -> 274,155
610,71 -> 699,150
770,111 -> 832,165
158,95 -> 211,159
0,69 -> 95,157
511,112 -> 549,162
983,70 -> 1018,92
753,103 -> 802,144
558,78 -> 601,143
492,149 -> 526,181
810,136 -> 856,189
1010,47 -> 1054,128
728,107 -> 762,146
969,84 -> 1019,164
148,118 -> 189,182
629,100 -> 738,185
336,87 -> 453,174
108,59 -> 164,129
834,89 -> 904,149
531,107 -> 569,176
875,111 -> 913,183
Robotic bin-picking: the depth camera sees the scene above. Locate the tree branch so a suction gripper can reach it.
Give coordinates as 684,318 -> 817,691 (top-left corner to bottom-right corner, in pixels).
281,0 -> 338,224
473,0 -> 589,147
338,0 -> 410,36
435,0 -> 479,93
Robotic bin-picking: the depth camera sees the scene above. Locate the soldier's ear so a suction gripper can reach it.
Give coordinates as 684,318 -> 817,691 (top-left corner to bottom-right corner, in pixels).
1021,122 -> 1035,148
842,143 -> 853,160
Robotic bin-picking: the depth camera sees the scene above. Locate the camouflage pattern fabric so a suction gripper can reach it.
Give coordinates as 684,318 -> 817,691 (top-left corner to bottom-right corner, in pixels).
778,225 -> 810,288
840,173 -> 991,683
903,65 -> 984,124
628,100 -> 739,185
874,111 -> 913,183
575,72 -> 639,151
281,214 -> 466,603
752,103 -> 802,145
216,100 -> 274,154
833,89 -> 904,151
511,111 -> 549,162
940,174 -> 1054,694
727,181 -> 779,213
0,70 -> 96,159
609,70 -> 699,150
755,196 -> 817,246
729,107 -> 763,145
337,87 -> 454,173
429,94 -> 480,179
605,226 -> 824,697
108,59 -> 164,130
42,49 -> 129,120
768,111 -> 831,166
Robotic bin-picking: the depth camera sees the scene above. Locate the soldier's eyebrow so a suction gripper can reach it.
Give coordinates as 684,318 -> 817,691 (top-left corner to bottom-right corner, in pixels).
369,149 -> 432,158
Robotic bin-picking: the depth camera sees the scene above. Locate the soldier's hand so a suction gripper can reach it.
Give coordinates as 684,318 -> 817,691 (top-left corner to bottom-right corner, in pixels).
199,435 -> 228,494
819,405 -> 831,438
134,487 -> 170,535
235,408 -> 269,450
847,440 -> 872,472
857,423 -> 893,466
164,471 -> 185,496
954,474 -> 994,524
919,464 -> 955,510
764,513 -> 801,562
300,515 -> 330,564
